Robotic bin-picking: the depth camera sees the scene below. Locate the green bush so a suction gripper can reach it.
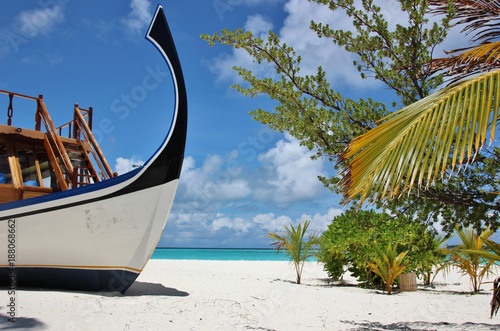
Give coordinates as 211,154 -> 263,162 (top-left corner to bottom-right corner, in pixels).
318,208 -> 445,286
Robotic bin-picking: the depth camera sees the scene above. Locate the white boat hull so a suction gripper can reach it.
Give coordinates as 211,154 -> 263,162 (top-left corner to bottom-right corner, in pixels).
0,180 -> 178,292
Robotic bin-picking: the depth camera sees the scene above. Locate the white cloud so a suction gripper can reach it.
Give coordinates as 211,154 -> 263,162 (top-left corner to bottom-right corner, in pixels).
212,216 -> 252,233
206,14 -> 275,83
252,213 -> 292,232
164,132 -> 335,246
115,156 -> 144,174
256,133 -> 326,206
297,207 -> 345,232
161,206 -> 344,247
17,5 -> 65,38
244,14 -> 273,35
123,0 -> 152,34
177,155 -> 251,209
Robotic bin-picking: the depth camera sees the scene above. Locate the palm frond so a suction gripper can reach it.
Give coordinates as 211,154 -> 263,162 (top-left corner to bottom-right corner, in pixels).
429,0 -> 500,43
429,42 -> 500,78
339,69 -> 500,204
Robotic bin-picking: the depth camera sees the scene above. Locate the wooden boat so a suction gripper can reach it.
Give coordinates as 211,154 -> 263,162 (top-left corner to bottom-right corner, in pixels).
0,5 -> 187,293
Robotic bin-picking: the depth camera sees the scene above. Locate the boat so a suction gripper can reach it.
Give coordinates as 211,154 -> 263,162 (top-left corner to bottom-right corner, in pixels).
0,5 -> 187,293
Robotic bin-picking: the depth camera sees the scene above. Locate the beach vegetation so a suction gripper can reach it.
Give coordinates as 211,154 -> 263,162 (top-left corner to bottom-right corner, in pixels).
335,1 -> 500,234
418,234 -> 450,286
473,235 -> 500,263
448,226 -> 497,293
367,242 -> 407,294
318,208 -> 446,287
267,220 -> 320,284
201,1 -> 500,234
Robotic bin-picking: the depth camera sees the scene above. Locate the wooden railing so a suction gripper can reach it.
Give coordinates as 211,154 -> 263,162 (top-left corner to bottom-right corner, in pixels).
36,97 -> 74,188
0,89 -> 114,189
73,104 -> 113,181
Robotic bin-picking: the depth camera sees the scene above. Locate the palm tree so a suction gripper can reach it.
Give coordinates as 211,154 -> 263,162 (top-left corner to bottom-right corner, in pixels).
449,226 -> 496,293
339,1 -> 500,205
267,220 -> 320,284
367,242 -> 408,294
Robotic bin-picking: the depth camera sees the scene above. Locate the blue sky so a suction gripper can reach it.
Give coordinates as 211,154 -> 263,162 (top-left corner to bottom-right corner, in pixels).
0,1 -> 467,248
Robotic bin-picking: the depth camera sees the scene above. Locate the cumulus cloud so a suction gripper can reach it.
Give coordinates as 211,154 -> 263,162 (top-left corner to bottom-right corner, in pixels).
205,0 -> 375,89
159,131 -> 336,247
212,216 -> 252,233
252,213 -> 292,232
296,207 -> 345,232
174,132 -> 327,213
161,206 -> 344,247
176,154 -> 251,210
16,4 -> 65,38
123,0 -> 152,34
114,156 -> 144,174
256,133 -> 326,206
232,0 -> 283,5
206,14 -> 275,83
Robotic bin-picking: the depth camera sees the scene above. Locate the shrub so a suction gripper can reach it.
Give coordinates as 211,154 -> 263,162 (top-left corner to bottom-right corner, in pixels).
318,208 -> 445,285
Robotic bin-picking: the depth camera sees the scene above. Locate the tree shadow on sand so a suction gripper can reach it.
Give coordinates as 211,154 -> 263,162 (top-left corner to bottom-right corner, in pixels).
341,320 -> 500,331
0,314 -> 47,330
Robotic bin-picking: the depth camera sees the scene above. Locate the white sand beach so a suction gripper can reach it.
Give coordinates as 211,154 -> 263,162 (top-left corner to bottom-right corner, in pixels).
1,260 -> 499,330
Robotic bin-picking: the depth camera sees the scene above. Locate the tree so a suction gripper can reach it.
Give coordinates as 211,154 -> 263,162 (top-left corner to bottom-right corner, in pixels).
202,1 -> 500,232
202,0 -> 451,194
267,220 -> 320,284
339,1 -> 500,216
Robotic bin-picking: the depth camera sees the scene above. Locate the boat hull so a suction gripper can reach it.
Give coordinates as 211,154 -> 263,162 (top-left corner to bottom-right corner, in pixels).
0,5 -> 187,293
0,180 -> 178,292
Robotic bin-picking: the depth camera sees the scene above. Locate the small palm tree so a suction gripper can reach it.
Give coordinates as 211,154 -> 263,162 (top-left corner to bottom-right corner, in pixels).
420,235 -> 451,286
267,220 -> 320,284
367,242 -> 408,295
449,226 -> 496,293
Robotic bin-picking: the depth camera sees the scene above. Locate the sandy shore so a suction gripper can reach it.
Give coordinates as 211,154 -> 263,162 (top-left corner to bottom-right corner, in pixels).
1,260 -> 499,330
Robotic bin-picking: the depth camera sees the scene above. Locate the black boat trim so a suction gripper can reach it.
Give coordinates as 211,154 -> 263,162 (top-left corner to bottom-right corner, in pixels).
0,267 -> 140,293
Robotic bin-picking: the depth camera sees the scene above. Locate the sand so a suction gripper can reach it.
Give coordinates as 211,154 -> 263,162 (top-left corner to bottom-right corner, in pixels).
1,260 -> 499,330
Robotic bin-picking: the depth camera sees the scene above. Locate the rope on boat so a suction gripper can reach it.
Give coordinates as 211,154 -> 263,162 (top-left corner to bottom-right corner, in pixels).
7,93 -> 13,126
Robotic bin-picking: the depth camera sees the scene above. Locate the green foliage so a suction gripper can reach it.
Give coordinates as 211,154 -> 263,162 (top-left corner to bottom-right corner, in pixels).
367,242 -> 407,294
417,234 -> 450,286
310,0 -> 452,105
201,0 -> 451,196
201,1 -> 500,233
448,226 -> 497,293
267,220 -> 320,284
477,236 -> 500,262
318,208 -> 445,285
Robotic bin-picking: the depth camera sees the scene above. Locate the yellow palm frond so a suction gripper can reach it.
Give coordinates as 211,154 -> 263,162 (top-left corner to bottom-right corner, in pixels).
429,42 -> 500,78
340,69 -> 500,204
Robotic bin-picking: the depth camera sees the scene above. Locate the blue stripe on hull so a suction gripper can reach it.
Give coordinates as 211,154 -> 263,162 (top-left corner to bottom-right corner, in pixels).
0,268 -> 139,293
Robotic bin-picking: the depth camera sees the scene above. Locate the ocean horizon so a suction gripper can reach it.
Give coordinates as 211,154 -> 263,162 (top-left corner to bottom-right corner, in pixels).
152,247 -> 317,261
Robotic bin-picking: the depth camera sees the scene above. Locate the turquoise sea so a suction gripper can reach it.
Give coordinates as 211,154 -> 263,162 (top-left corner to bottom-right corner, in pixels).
152,248 -> 293,261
